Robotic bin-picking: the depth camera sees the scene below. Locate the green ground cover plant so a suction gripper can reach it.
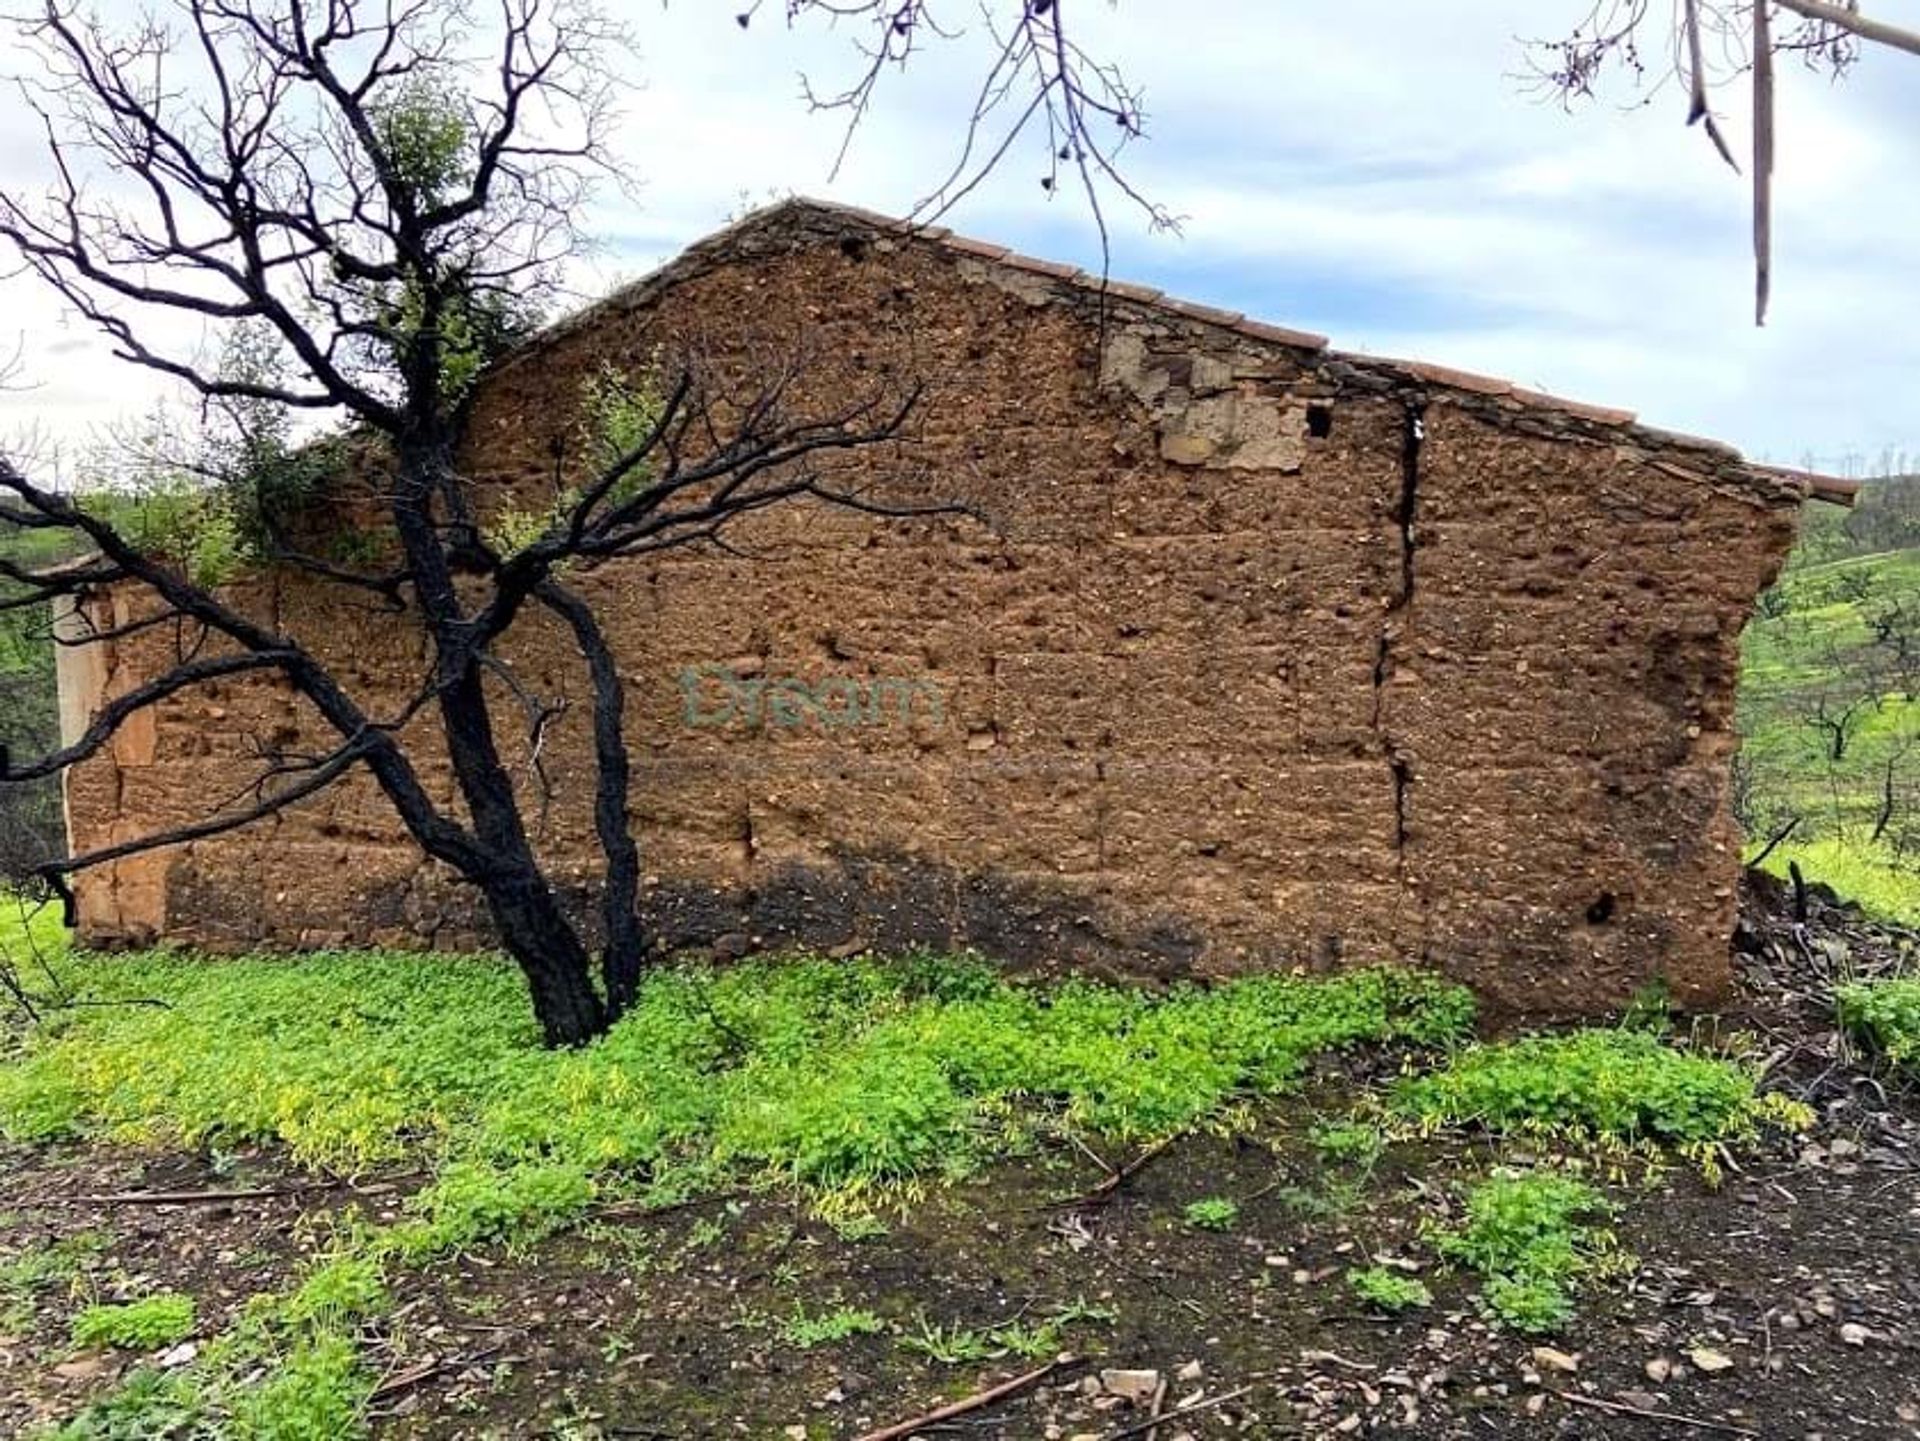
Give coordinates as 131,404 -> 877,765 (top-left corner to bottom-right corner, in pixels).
1428,1170 -> 1622,1336
1836,977 -> 1920,1072
0,950 -> 1474,1200
1181,1196 -> 1239,1231
1346,1266 -> 1430,1314
1389,1028 -> 1810,1170
6,947 -> 1469,1436
69,1293 -> 195,1350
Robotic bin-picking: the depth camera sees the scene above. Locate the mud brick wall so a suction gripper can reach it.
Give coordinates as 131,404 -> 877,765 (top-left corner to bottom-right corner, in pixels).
57,203 -> 1812,1012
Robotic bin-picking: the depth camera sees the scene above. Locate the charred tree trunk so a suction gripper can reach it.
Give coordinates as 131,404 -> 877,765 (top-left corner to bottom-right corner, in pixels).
395,437 -> 609,1046
483,864 -> 607,1046
539,579 -> 646,1017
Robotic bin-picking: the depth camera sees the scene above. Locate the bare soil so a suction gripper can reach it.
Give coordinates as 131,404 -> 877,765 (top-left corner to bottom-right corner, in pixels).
3,876 -> 1917,1439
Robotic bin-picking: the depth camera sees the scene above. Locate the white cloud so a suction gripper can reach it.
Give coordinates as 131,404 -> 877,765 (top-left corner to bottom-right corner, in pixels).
2,0 -> 1914,471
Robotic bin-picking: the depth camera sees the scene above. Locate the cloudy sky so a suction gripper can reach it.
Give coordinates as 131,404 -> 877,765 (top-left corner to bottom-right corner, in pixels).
3,1 -> 1916,475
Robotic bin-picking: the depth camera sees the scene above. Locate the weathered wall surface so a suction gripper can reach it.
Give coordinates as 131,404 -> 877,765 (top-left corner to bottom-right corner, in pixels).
59,205 -> 1807,1011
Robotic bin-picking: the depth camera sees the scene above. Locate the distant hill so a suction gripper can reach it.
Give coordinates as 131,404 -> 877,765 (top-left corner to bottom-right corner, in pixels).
1738,477 -> 1920,925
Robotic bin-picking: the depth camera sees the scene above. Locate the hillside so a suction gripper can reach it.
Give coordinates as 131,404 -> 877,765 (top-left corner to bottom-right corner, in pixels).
1737,477 -> 1920,923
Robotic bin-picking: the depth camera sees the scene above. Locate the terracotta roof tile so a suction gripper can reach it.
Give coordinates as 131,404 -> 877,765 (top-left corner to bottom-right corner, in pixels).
1234,317 -> 1330,351
1160,297 -> 1246,329
1633,425 -> 1742,459
941,234 -> 1013,261
1069,272 -> 1166,305
1000,252 -> 1084,280
1387,359 -> 1514,398
1509,387 -> 1637,426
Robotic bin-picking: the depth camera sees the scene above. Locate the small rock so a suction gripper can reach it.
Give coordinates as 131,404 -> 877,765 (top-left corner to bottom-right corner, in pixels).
1176,1359 -> 1204,1382
1100,1368 -> 1162,1404
1531,1346 -> 1579,1375
1645,1357 -> 1674,1383
1618,1390 -> 1661,1411
155,1341 -> 198,1369
783,1427 -> 807,1440
1689,1346 -> 1735,1374
1839,1323 -> 1870,1347
52,1356 -> 108,1382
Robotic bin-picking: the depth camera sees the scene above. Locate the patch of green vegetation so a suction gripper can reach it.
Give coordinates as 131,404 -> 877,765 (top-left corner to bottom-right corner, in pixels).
1310,1118 -> 1386,1168
1182,1196 -> 1239,1231
898,1300 -> 1112,1366
221,1332 -> 367,1441
777,1303 -> 885,1349
1836,976 -> 1920,1072
1346,1266 -> 1430,1314
1390,1028 -> 1810,1169
899,1317 -> 999,1366
70,1293 -> 195,1350
1,951 -> 1473,1199
0,1230 -> 110,1332
384,1160 -> 596,1260
1736,517 -> 1920,928
277,1256 -> 388,1329
5,951 -> 1464,1435
41,1367 -> 203,1439
1428,1170 -> 1621,1336
1753,837 -> 1920,927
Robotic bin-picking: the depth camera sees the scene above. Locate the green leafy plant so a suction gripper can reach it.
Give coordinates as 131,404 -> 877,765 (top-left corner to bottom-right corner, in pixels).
778,1304 -> 885,1349
1837,977 -> 1920,1072
71,1293 -> 196,1350
221,1332 -> 369,1441
277,1257 -> 387,1329
899,1318 -> 999,1366
1427,1170 -> 1622,1335
1347,1266 -> 1431,1314
1182,1196 -> 1239,1231
0,953 -> 1472,1194
387,1160 -> 595,1259
1390,1028 -> 1811,1170
1310,1119 -> 1386,1167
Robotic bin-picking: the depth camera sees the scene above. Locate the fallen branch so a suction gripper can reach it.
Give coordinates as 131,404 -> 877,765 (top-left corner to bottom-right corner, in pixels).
65,1183 -> 340,1206
1552,1390 -> 1760,1436
853,1355 -> 1076,1441
1143,1371 -> 1169,1441
1045,1135 -> 1175,1210
368,1343 -> 509,1403
1099,1385 -> 1255,1441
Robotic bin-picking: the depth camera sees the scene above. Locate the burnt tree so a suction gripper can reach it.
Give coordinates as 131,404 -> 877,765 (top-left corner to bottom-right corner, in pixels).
0,0 -> 972,1044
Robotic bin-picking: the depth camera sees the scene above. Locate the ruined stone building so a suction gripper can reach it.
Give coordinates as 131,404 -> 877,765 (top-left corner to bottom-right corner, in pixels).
54,200 -> 1858,1012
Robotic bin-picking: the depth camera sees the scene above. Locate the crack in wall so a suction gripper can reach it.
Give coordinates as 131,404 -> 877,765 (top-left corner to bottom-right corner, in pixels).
1373,399 -> 1426,877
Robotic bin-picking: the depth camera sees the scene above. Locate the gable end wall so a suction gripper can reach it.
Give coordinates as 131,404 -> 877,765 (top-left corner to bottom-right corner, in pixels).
57,216 -> 1803,1013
